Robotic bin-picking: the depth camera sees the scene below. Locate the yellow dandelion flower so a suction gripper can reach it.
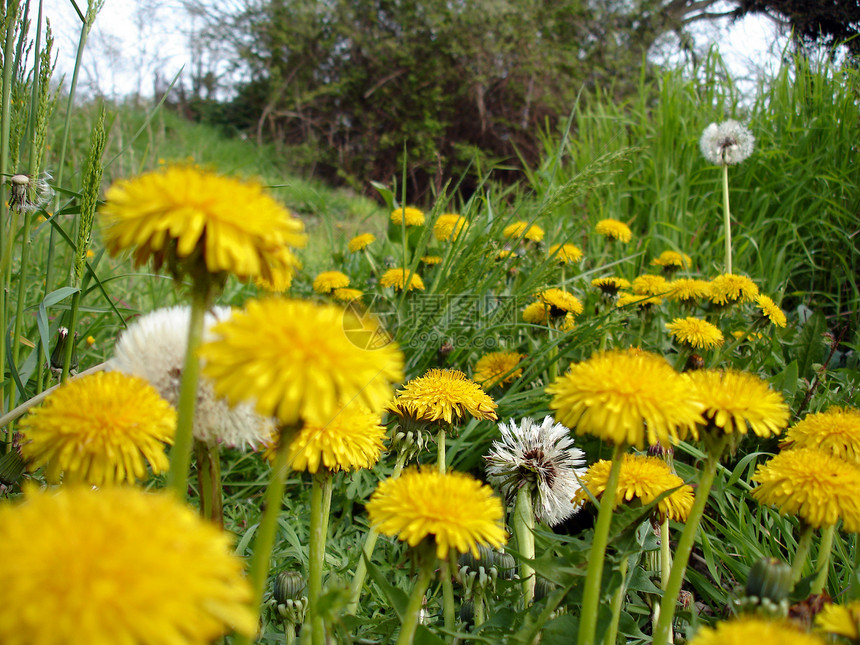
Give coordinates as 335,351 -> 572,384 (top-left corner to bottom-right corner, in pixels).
732,330 -> 764,341
19,372 -> 175,486
366,468 -> 507,559
815,601 -> 860,640
331,287 -> 364,302
752,448 -> 860,531
473,351 -> 525,389
617,292 -> 663,308
687,369 -> 789,438
709,273 -> 759,305
287,401 -> 386,473
348,232 -> 376,252
666,317 -> 725,349
523,301 -> 551,325
548,243 -> 584,264
781,407 -> 860,465
668,278 -> 712,302
632,274 -> 670,296
538,288 -> 584,317
380,267 -> 425,291
86,248 -> 95,259
313,270 -> 350,294
389,368 -> 498,425
594,218 -> 632,243
756,294 -> 787,327
86,335 -> 96,346
421,255 -> 443,265
690,616 -> 827,645
495,249 -> 517,261
390,206 -> 425,226
199,297 -> 404,425
0,486 -> 256,645
100,165 -> 306,284
573,454 -> 695,522
503,221 -> 544,242
651,250 -> 692,270
547,349 -> 704,449
434,213 -> 468,241
592,276 -> 631,295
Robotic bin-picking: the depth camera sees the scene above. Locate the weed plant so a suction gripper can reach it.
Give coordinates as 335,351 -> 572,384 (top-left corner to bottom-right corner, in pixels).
0,4 -> 858,645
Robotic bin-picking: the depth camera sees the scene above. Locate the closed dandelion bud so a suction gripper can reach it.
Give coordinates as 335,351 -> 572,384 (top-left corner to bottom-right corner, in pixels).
495,551 -> 517,580
534,577 -> 558,602
745,557 -> 792,604
459,599 -> 474,626
50,327 -> 77,374
458,544 -> 495,573
274,571 -> 306,605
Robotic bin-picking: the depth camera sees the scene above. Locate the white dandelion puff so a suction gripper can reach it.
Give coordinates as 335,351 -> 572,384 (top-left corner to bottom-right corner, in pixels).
485,416 -> 586,527
110,305 -> 275,449
699,120 -> 755,166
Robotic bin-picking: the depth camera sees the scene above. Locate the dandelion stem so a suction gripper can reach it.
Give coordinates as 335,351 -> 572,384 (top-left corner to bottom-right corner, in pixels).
441,557 -> 456,633
578,442 -> 626,645
308,471 -> 333,645
166,288 -> 209,498
513,485 -> 536,606
194,438 -> 223,527
347,454 -> 407,614
660,515 -> 672,590
236,424 -> 296,645
721,163 -> 732,274
811,524 -> 835,595
792,522 -> 815,583
437,426 -> 446,473
397,544 -> 436,645
653,448 -> 722,645
606,553 -> 630,645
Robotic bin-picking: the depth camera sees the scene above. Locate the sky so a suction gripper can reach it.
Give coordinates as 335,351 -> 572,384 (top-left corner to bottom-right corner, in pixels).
40,0 -> 788,101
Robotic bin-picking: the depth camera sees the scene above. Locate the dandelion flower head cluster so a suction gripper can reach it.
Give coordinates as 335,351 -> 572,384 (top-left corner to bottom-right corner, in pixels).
313,270 -> 350,294
390,206 -> 425,226
367,468 -> 507,559
434,213 -> 468,241
0,485 -> 256,645
699,119 -> 755,166
200,297 -> 404,426
573,453 -> 695,522
815,601 -> 860,640
284,400 -> 386,473
755,294 -> 787,328
781,406 -> 860,464
690,616 -> 824,645
666,317 -> 725,350
472,351 -> 525,389
20,371 -> 175,486
592,276 -> 631,296
652,250 -> 692,270
503,221 -> 544,242
687,369 -> 789,439
100,165 -> 306,286
389,368 -> 497,426
110,306 -> 275,449
485,416 -> 586,526
594,218 -> 632,243
548,243 -> 583,264
751,448 -> 860,531
709,273 -> 759,305
380,267 -> 425,291
348,232 -> 376,252
547,348 -> 704,449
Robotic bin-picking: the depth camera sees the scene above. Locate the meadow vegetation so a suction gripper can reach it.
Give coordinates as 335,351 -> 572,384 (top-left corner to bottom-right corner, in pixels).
0,2 -> 858,645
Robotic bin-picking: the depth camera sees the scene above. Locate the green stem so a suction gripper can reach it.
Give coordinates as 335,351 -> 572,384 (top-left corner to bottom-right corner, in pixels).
513,485 -> 536,606
606,554 -> 630,645
473,587 -> 485,627
653,450 -> 721,645
347,455 -> 407,614
437,426 -> 446,473
60,290 -> 81,382
308,471 -> 333,645
811,524 -> 835,595
194,438 -> 223,527
165,289 -> 208,498
791,522 -> 815,583
396,544 -> 436,645
235,424 -> 296,645
578,442 -> 626,645
660,515 -> 672,590
721,163 -> 732,275
442,556 -> 456,633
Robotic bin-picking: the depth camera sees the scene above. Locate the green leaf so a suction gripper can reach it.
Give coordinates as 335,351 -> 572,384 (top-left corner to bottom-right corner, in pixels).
795,310 -> 827,379
364,555 -> 409,619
